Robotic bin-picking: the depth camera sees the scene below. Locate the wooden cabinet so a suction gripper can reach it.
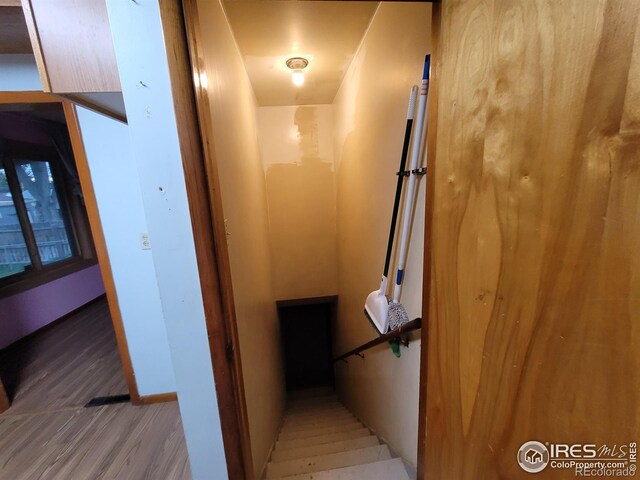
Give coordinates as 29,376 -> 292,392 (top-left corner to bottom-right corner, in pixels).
21,0 -> 120,93
0,6 -> 31,54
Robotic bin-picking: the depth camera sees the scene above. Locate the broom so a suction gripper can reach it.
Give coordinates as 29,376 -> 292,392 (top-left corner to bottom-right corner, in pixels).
364,85 -> 418,334
388,54 -> 431,331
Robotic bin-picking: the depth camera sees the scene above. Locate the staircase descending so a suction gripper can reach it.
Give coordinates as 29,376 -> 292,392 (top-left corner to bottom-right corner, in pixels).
265,388 -> 411,480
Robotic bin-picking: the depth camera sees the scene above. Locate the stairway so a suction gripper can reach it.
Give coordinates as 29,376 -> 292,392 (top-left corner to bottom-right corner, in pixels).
265,388 -> 411,479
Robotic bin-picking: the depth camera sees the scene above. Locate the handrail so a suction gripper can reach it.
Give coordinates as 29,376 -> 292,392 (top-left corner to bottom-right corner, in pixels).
333,317 -> 422,362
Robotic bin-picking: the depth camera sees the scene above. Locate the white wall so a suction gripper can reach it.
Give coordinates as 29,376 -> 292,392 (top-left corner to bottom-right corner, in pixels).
105,2 -> 228,479
75,107 -> 176,396
333,2 -> 431,467
0,54 -> 42,91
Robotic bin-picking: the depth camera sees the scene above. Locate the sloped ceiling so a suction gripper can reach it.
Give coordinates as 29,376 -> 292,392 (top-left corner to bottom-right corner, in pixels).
223,1 -> 378,106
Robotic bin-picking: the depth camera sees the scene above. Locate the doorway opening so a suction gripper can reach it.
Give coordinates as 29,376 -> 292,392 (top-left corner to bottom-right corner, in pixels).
0,96 -> 130,413
277,296 -> 337,392
182,0 -> 432,476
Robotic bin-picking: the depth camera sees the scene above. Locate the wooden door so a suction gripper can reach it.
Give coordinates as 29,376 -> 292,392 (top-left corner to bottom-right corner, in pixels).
422,1 -> 640,478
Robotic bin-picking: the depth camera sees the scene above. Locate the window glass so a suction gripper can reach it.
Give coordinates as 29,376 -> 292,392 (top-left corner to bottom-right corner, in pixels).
0,167 -> 32,278
16,160 -> 73,265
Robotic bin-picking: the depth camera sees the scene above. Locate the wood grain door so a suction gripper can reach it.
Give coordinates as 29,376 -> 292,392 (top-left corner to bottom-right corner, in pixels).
422,0 -> 640,478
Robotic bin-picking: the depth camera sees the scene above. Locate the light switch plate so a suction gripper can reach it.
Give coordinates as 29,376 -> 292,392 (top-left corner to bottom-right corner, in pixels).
140,233 -> 152,250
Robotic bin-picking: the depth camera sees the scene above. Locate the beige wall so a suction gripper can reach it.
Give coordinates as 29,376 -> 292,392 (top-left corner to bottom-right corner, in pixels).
257,105 -> 338,300
195,1 -> 285,477
333,2 -> 431,467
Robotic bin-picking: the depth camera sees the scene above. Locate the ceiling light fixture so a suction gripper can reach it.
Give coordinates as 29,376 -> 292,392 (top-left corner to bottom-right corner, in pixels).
286,57 -> 309,87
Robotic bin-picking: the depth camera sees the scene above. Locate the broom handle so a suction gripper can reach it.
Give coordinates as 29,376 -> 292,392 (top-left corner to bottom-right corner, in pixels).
393,55 -> 430,302
382,85 -> 418,279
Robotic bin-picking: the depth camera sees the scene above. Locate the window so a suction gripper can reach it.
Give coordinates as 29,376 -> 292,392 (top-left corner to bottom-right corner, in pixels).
0,166 -> 31,278
0,139 -> 94,290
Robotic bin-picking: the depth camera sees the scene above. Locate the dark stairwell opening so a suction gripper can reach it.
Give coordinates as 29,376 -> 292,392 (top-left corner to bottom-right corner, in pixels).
277,297 -> 336,393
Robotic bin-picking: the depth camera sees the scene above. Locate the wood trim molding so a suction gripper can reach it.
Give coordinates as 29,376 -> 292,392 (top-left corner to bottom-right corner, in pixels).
0,90 -> 126,124
137,392 -> 178,405
417,3 -> 440,479
276,295 -> 338,308
62,102 -> 142,405
159,1 -> 254,478
0,1 -> 22,7
0,91 -> 57,103
55,94 -> 127,124
19,0 -> 51,92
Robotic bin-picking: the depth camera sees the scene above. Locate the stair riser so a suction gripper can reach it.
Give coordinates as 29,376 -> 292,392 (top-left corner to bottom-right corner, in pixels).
283,411 -> 353,427
287,388 -> 335,401
285,404 -> 345,417
281,415 -> 357,433
268,458 -> 411,480
275,428 -> 371,451
283,415 -> 353,429
279,421 -> 363,441
270,435 -> 380,462
287,396 -> 339,410
287,392 -> 338,404
266,445 -> 392,478
284,411 -> 349,423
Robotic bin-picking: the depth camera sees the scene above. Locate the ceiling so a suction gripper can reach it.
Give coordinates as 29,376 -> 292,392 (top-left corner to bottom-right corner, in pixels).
0,103 -> 65,124
223,1 -> 378,106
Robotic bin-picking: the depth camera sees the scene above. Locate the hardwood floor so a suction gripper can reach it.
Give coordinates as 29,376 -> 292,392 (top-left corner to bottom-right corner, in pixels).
0,299 -> 126,415
0,298 -> 191,479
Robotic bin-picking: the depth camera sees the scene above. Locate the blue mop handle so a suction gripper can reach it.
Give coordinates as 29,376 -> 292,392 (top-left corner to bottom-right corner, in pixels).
423,54 -> 430,81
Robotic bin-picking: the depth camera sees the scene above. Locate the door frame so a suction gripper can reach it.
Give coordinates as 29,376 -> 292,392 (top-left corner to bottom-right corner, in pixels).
417,2 -> 441,478
157,2 -> 254,479
166,1 -> 442,479
0,91 -> 146,404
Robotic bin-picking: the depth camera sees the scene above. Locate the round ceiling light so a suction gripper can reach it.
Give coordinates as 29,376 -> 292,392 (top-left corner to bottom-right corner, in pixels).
286,57 -> 309,87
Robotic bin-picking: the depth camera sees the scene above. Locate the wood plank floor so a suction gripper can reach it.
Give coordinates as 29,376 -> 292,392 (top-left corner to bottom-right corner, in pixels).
0,299 -> 127,415
0,298 -> 191,479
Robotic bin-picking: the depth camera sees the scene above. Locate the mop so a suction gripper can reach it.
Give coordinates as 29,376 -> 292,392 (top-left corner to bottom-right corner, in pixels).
364,55 -> 430,335
363,85 -> 418,335
388,54 -> 431,331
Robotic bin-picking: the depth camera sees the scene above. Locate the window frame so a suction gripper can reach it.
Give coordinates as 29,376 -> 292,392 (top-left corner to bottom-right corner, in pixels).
0,138 -> 97,297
